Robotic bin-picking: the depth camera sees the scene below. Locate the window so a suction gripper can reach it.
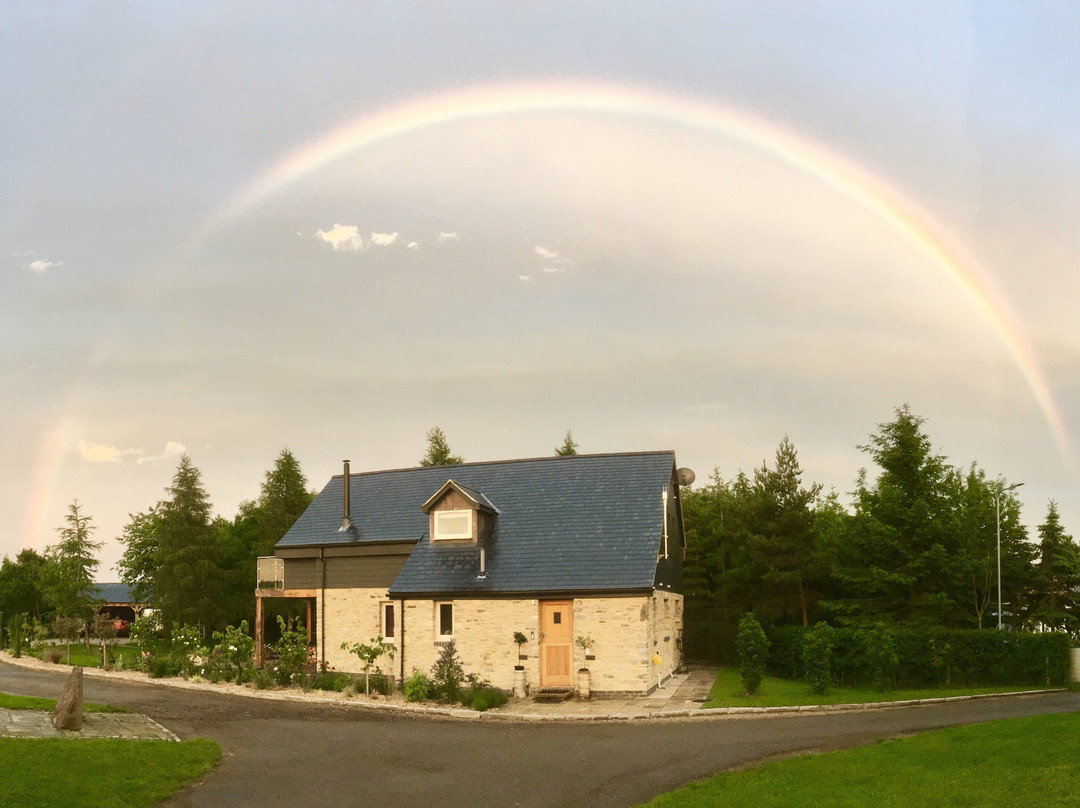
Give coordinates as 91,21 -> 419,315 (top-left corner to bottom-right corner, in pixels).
437,602 -> 453,637
433,509 -> 472,540
381,602 -> 396,643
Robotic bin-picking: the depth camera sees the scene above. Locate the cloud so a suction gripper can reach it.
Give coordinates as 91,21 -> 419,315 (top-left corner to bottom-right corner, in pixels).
135,441 -> 187,464
534,245 -> 559,259
406,241 -> 420,250
542,266 -> 569,273
534,244 -> 573,273
519,275 -> 533,282
436,232 -> 459,243
77,440 -> 124,463
29,259 -> 62,273
370,232 -> 399,247
316,224 -> 363,251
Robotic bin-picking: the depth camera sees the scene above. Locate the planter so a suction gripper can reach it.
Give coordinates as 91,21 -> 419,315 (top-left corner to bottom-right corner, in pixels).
513,665 -> 528,698
577,667 -> 591,699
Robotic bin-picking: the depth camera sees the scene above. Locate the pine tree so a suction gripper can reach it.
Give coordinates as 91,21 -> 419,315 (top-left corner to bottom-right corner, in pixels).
256,449 -> 314,555
153,455 -> 221,633
42,500 -> 102,621
1031,501 -> 1080,632
554,429 -> 579,456
420,426 -> 463,466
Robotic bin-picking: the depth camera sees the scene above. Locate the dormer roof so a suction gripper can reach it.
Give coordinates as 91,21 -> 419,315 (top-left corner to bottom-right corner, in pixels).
420,479 -> 500,515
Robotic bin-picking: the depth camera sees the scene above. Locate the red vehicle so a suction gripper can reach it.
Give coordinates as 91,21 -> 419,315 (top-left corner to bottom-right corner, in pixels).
111,618 -> 130,637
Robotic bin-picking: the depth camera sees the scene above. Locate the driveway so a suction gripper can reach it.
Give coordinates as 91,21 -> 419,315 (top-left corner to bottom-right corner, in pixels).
2,660 -> 1077,808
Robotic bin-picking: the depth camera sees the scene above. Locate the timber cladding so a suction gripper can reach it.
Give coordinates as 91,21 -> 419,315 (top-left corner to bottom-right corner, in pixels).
281,553 -> 410,590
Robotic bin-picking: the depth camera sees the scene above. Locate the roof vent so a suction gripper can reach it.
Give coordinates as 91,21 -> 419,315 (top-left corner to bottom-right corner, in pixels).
340,459 -> 352,531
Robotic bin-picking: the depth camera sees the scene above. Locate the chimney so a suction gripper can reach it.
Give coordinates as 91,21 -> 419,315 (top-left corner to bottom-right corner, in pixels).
340,459 -> 351,531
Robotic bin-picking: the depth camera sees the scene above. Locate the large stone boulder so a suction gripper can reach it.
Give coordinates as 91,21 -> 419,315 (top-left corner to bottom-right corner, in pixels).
53,666 -> 84,731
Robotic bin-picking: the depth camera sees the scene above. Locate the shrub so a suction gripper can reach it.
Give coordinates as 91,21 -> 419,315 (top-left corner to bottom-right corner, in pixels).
802,622 -> 835,695
431,640 -> 465,703
735,612 -> 770,695
251,668 -> 275,690
170,624 -> 207,677
271,616 -> 310,685
211,621 -> 255,683
461,686 -> 508,712
863,623 -> 899,691
404,669 -> 433,702
340,636 -> 396,696
309,672 -> 354,692
148,655 -> 182,679
47,650 -> 63,664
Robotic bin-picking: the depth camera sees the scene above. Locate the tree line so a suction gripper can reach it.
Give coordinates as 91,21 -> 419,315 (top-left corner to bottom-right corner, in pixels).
0,449 -> 315,638
683,405 -> 1078,636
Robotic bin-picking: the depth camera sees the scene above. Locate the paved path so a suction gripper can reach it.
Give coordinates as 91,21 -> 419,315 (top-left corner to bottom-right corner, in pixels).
0,706 -> 178,740
3,656 -> 1079,808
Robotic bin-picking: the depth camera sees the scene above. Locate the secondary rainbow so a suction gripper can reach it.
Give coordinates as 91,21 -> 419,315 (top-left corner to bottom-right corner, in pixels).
210,79 -> 1070,465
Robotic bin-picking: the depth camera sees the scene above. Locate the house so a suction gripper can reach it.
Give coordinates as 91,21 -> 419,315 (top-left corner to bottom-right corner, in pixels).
89,583 -> 150,636
254,451 -> 689,695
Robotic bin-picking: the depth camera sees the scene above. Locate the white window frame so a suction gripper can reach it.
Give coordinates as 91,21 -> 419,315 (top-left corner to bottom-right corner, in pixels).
381,601 -> 396,644
436,601 -> 454,639
433,509 -> 472,541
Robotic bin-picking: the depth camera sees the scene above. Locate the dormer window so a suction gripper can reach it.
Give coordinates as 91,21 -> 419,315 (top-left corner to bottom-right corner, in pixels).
433,509 -> 473,541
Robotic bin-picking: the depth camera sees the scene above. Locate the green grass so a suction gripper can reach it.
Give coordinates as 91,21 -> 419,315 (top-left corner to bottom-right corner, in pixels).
704,666 -> 1055,708
639,711 -> 1080,807
0,691 -> 128,714
0,737 -> 221,808
28,643 -> 142,670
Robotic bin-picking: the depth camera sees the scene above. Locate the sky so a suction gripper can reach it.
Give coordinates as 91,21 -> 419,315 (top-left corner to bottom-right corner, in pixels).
4,3 -> 1080,579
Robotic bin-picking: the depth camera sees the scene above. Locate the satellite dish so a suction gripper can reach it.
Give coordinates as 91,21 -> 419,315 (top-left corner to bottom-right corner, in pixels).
676,467 -> 696,486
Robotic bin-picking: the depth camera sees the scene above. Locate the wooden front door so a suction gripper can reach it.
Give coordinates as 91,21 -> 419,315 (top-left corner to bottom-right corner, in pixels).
539,600 -> 573,687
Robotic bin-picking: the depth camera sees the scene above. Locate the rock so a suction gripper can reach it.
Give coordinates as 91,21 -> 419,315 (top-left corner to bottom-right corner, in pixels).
53,666 -> 84,731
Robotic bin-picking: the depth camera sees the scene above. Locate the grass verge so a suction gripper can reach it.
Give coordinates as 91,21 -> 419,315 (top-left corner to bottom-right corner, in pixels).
0,737 -> 221,808
638,711 -> 1080,808
27,643 -> 142,670
704,666 -> 1055,708
0,691 -> 128,714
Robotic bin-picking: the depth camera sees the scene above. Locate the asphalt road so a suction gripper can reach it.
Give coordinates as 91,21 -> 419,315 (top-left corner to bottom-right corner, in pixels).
3,660 -> 1078,808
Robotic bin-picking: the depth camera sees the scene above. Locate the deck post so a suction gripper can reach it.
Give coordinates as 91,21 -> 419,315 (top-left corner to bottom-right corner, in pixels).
255,594 -> 265,668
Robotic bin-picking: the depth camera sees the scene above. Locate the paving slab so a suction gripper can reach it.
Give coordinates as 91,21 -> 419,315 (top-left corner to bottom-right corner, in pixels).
0,707 -> 179,740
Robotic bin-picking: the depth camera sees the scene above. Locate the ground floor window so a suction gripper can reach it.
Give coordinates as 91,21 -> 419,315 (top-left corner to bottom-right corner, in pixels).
382,602 -> 396,642
437,602 -> 453,638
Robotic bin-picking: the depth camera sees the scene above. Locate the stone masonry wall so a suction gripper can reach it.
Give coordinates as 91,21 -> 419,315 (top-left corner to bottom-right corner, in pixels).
318,587 -> 397,675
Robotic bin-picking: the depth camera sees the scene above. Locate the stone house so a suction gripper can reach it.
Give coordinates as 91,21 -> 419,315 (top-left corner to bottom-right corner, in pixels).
255,451 -> 689,695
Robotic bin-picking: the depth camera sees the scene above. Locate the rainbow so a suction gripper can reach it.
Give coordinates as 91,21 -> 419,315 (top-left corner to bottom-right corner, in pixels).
209,79 -> 1070,465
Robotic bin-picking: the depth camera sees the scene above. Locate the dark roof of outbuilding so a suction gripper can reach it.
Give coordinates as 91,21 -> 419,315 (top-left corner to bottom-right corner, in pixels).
90,583 -> 141,604
277,452 -> 676,596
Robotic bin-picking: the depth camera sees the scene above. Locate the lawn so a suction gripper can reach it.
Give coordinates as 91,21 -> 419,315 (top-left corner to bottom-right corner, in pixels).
638,711 -> 1080,808
704,666 -> 1055,708
0,691 -> 128,713
0,737 -> 221,808
25,642 -> 142,670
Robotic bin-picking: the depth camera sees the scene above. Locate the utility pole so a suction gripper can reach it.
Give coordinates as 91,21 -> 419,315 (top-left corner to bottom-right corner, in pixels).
996,481 -> 1024,630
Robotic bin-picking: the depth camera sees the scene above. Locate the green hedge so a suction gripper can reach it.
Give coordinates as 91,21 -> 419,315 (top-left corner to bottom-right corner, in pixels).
768,625 -> 1072,688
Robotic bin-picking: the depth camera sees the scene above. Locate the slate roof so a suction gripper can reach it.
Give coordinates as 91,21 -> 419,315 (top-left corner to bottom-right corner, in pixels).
89,583 -> 142,603
276,451 -> 677,596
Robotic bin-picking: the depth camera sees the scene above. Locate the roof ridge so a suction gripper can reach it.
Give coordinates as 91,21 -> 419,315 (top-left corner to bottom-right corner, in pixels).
329,450 -> 675,479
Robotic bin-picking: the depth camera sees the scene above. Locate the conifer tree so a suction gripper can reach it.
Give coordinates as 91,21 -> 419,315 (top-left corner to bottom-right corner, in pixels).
420,426 -> 463,466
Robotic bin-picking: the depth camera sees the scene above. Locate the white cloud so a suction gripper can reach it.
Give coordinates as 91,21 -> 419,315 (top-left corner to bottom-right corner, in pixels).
136,441 -> 187,464
542,266 -> 569,273
29,259 -> 61,272
370,232 -> 399,247
534,245 -> 559,259
406,241 -> 420,250
316,224 -> 363,251
519,275 -> 533,282
436,231 -> 459,243
77,440 -> 123,463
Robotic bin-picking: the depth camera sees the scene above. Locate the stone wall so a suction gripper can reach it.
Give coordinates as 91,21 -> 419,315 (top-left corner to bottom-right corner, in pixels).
315,588 -> 684,694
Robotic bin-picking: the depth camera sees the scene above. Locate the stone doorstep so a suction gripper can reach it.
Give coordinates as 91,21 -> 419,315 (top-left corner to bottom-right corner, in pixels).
0,708 -> 179,741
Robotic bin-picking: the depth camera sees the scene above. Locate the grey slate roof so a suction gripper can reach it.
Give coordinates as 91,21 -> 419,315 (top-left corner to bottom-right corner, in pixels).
277,452 -> 676,596
90,583 -> 141,603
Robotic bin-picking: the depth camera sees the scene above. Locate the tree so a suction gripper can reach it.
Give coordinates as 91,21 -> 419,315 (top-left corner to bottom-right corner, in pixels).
1030,501 -> 1080,632
420,426 -> 463,467
554,430 -> 579,456
256,449 -> 314,557
341,636 -> 396,696
152,455 -> 222,633
834,405 -> 961,624
116,507 -> 161,602
0,549 -> 50,622
41,500 -> 102,644
741,437 -> 824,626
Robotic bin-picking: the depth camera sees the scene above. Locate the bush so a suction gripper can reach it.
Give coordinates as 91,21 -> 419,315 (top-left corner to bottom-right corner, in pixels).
735,612 -> 770,695
431,640 -> 465,703
211,621 -> 255,683
148,655 -> 183,679
251,668 -> 275,690
271,616 -> 311,685
460,686 -> 508,712
170,624 -> 207,677
802,622 -> 835,694
768,625 -> 1072,689
404,669 -> 433,702
309,672 -> 354,692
